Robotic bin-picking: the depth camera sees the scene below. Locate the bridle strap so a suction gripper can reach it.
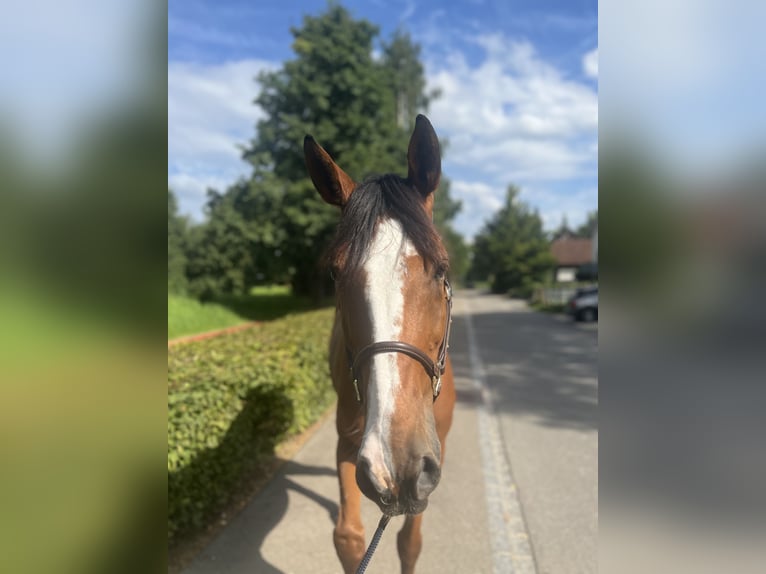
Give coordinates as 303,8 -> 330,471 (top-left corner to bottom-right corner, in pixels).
347,279 -> 452,402
352,341 -> 439,382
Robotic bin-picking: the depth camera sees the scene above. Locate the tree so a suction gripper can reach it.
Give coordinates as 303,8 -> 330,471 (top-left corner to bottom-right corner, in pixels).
551,214 -> 572,240
167,189 -> 189,293
184,187 -> 253,299
241,4 -> 466,298
246,5 -> 406,180
382,29 -> 436,129
186,5 -> 468,299
469,185 -> 555,295
243,4 -> 409,298
185,173 -> 293,299
575,209 -> 598,238
432,179 -> 469,282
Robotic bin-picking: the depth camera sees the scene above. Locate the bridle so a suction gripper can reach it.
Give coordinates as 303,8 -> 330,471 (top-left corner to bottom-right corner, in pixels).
345,278 -> 453,403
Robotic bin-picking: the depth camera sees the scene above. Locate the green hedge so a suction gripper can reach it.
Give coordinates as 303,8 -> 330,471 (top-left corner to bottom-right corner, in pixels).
167,308 -> 335,544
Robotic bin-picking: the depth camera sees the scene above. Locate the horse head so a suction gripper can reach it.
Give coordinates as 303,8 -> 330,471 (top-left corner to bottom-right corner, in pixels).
304,115 -> 451,516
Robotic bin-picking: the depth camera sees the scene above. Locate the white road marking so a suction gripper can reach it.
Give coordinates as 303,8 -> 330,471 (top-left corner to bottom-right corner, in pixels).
464,297 -> 538,574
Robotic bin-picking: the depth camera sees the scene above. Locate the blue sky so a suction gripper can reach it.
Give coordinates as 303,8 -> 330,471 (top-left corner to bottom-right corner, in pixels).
168,0 -> 598,239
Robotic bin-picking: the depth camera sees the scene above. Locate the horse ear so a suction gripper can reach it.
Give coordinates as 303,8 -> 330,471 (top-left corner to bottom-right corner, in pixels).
304,135 -> 356,207
407,115 -> 441,197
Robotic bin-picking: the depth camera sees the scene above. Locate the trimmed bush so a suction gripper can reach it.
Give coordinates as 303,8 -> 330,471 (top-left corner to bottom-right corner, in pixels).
167,308 -> 335,543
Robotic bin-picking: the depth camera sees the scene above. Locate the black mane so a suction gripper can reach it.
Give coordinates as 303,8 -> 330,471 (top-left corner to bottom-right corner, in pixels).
326,174 -> 448,277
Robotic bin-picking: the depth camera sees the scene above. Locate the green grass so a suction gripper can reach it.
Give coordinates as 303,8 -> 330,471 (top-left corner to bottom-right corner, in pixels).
249,285 -> 291,296
168,296 -> 247,340
168,285 -> 331,340
213,287 -> 317,323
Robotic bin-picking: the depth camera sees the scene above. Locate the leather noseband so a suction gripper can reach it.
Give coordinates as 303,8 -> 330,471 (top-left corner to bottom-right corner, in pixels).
346,279 -> 452,402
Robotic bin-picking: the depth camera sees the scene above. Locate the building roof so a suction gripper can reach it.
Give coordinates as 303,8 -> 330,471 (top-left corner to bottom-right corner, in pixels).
550,235 -> 593,266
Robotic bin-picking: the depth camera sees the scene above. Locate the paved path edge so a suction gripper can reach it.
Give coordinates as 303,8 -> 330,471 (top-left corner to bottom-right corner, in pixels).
464,297 -> 538,574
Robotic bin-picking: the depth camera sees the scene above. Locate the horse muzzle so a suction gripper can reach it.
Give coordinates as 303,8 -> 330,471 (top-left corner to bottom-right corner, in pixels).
356,453 -> 442,516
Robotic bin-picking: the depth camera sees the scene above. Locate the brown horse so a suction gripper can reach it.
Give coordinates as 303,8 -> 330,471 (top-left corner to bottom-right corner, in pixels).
304,115 -> 456,574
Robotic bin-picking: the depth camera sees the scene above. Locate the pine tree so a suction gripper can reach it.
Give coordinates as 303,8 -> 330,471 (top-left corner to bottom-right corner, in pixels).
469,185 -> 555,294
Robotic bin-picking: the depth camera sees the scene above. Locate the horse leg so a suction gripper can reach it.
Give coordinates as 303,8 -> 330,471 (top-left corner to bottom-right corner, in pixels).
334,439 -> 366,574
397,513 -> 424,574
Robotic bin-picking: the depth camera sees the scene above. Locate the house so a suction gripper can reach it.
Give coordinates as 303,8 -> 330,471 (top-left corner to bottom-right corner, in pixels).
550,230 -> 595,283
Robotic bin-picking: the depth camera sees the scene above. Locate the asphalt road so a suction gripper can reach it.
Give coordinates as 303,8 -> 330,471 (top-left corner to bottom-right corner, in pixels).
464,293 -> 598,574
184,290 -> 598,574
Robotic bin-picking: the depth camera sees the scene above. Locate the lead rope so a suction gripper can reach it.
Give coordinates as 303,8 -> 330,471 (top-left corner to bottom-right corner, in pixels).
355,514 -> 391,574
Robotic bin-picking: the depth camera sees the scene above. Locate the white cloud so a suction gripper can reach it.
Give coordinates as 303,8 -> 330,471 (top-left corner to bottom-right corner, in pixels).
169,17 -> 262,49
452,180 -> 502,209
450,180 -> 504,239
427,35 -> 597,180
401,0 -> 416,22
425,33 -> 598,237
449,180 -> 597,239
168,58 -> 276,219
583,48 -> 598,78
167,34 -> 600,235
168,172 -> 235,216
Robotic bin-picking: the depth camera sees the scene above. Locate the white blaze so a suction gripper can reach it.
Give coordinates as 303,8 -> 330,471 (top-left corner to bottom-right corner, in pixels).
358,218 -> 415,486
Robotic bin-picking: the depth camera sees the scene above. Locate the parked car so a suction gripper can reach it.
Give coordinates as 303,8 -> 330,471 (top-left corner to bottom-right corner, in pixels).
568,286 -> 598,322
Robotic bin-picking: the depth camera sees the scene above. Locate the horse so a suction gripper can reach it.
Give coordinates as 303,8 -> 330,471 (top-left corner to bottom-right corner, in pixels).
303,115 -> 456,574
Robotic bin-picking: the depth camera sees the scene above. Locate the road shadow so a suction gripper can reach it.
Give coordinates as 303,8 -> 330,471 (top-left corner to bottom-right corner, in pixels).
170,381 -> 338,574
169,383 -> 294,548
177,456 -> 338,574
450,303 -> 597,431
188,459 -> 338,574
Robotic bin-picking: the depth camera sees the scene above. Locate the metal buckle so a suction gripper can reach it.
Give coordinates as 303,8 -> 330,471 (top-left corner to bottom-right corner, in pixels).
432,375 -> 442,398
353,378 -> 361,403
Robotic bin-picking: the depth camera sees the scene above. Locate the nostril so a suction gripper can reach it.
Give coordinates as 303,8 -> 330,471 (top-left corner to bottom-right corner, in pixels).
415,456 -> 441,500
422,455 -> 439,476
356,456 -> 388,505
380,489 -> 394,506
355,458 -> 373,492
357,456 -> 371,474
